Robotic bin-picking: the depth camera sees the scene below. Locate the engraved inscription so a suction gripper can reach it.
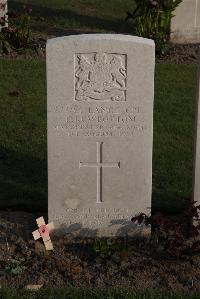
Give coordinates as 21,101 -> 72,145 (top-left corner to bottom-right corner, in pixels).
79,142 -> 120,203
75,53 -> 127,101
53,207 -> 132,228
52,104 -> 146,138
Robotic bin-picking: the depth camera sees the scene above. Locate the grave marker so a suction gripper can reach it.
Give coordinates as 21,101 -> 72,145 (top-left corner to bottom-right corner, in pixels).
171,0 -> 200,43
47,34 -> 155,237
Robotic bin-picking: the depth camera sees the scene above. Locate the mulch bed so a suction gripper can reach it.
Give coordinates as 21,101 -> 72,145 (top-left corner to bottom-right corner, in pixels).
157,43 -> 200,64
0,211 -> 200,292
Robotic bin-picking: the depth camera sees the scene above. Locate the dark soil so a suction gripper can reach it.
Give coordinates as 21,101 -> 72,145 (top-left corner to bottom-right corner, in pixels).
157,43 -> 200,64
0,211 -> 200,292
1,30 -> 199,64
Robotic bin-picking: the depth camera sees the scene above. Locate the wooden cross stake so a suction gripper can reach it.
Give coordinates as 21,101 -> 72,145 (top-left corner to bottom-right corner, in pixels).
32,217 -> 54,250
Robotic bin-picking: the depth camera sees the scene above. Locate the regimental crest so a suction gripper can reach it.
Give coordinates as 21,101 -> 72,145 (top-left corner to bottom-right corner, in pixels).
75,52 -> 127,101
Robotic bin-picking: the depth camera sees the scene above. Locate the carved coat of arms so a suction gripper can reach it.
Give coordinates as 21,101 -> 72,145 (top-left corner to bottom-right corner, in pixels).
75,53 -> 127,101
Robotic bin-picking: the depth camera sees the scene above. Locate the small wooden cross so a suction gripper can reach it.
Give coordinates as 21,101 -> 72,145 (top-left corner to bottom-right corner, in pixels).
32,217 -> 54,250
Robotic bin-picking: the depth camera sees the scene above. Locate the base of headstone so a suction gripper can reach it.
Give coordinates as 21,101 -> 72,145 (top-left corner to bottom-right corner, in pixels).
50,221 -> 151,239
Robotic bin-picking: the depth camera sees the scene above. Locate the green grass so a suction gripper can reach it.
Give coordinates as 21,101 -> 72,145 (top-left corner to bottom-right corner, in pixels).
0,58 -> 47,211
0,288 -> 199,299
8,0 -> 135,34
153,64 -> 197,213
0,59 -> 197,213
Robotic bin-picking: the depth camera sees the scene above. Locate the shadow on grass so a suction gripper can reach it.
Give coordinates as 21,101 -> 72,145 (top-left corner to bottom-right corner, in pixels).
0,146 -> 47,212
152,191 -> 187,215
0,144 -> 186,215
9,1 -> 134,35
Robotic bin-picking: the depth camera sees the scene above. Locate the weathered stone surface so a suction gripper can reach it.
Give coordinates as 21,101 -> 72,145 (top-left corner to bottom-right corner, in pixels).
0,0 -> 7,31
47,34 -> 155,237
171,0 -> 200,43
194,50 -> 200,212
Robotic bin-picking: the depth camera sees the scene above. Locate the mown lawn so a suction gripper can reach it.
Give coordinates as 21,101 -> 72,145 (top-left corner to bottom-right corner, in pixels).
0,58 -> 47,211
153,63 -> 197,213
0,288 -> 200,299
0,58 -> 197,213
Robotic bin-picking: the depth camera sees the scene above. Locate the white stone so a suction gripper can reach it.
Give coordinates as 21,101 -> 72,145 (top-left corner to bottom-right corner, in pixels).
171,0 -> 200,43
194,50 -> 200,212
47,34 -> 155,237
0,0 -> 7,32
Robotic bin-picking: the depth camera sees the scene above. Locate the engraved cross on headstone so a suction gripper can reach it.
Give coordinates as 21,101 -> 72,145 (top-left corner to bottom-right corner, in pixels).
79,142 -> 120,203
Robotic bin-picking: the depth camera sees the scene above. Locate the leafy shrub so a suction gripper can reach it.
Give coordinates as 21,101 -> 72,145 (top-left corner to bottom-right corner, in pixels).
126,0 -> 183,54
131,198 -> 200,257
5,258 -> 27,275
92,238 -> 127,260
0,33 -> 11,53
0,5 -> 32,53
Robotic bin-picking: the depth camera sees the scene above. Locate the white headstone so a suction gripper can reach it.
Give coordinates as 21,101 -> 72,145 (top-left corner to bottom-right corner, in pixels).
0,0 -> 7,31
194,50 -> 200,213
47,34 -> 155,237
171,0 -> 200,43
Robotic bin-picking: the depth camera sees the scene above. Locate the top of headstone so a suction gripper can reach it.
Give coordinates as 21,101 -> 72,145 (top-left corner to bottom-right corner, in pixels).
47,34 -> 155,47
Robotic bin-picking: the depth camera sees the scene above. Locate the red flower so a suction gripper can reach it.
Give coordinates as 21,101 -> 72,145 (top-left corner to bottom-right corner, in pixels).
38,225 -> 49,238
2,26 -> 16,33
